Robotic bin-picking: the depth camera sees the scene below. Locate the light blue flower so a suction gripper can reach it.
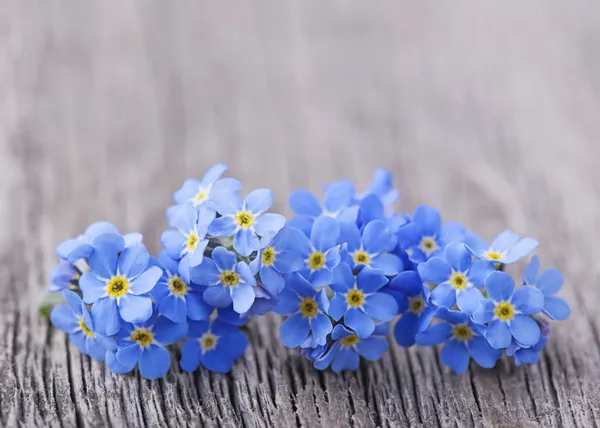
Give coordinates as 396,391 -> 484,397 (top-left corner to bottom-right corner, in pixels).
340,219 -> 403,276
416,307 -> 501,373
417,242 -> 495,313
288,180 -> 358,235
149,252 -> 212,323
522,256 -> 570,320
355,168 -> 399,207
328,264 -> 397,338
48,261 -> 80,293
172,164 -> 242,211
387,271 -> 436,347
79,235 -> 163,336
161,204 -> 214,267
313,324 -> 390,373
465,229 -> 538,265
108,309 -> 187,379
288,217 -> 342,287
507,335 -> 548,366
396,205 -> 466,264
50,290 -> 114,361
180,317 -> 248,373
473,271 -> 545,349
275,272 -> 332,348
209,188 -> 286,256
190,247 -> 256,314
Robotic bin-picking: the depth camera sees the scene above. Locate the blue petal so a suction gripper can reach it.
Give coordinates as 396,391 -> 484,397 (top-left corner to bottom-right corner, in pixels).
186,291 -> 213,321
85,337 -> 108,361
254,213 -> 286,236
116,343 -> 142,367
190,258 -> 221,285
106,350 -> 135,374
85,221 -> 120,239
435,307 -> 468,324
472,299 -> 495,324
309,269 -> 332,288
201,163 -> 228,187
324,180 -> 355,212
211,177 -> 242,197
345,308 -> 375,338
203,286 -> 233,308
357,194 -> 384,225
231,284 -> 255,314
362,220 -> 391,254
356,266 -> 388,293
245,188 -> 274,213
174,179 -> 201,204
456,287 -> 484,315
439,222 -> 466,244
374,322 -> 390,336
274,289 -> 301,315
504,238 -> 538,264
468,336 -> 500,368
416,323 -> 452,346
467,260 -> 495,286
327,294 -> 347,321
289,190 -> 322,217
202,349 -> 234,373
330,263 -> 354,293
417,257 -> 452,285
311,216 -> 340,252
50,305 -> 78,333
511,286 -> 544,315
485,320 -> 512,349
159,295 -> 187,323
217,329 -> 249,360
153,316 -> 188,345
310,314 -> 333,346
339,222 -> 361,253
523,255 -> 540,285
168,204 -> 197,233
287,216 -> 314,237
211,247 -> 237,271
288,227 -> 312,257
543,297 -> 571,320
235,261 -> 256,286
286,272 -> 315,297
213,191 -> 243,216
388,271 -> 423,297
490,230 -> 520,251
464,232 -> 488,257
440,340 -> 470,374
233,229 -> 259,257
396,223 -> 422,249
363,293 -> 398,322
537,268 -> 563,296
180,340 -> 201,372
485,271 -> 515,302
510,315 -> 541,347
370,253 -> 403,276
413,205 -> 441,235
88,246 -> 118,279
444,243 -> 472,272
119,294 -> 153,324
208,216 -> 236,237
280,314 -> 310,348
160,230 -> 186,260
62,290 -> 83,315
92,233 -> 126,255
356,336 -> 389,361
91,297 -> 121,336
139,346 -> 171,380
331,348 -> 360,373
431,283 -> 457,308
273,250 -> 304,274
57,239 -> 93,263
188,239 -> 208,268
129,266 -> 163,295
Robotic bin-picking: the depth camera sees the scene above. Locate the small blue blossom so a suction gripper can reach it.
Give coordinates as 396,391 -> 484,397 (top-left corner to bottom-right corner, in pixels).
313,324 -> 390,373
288,217 -> 342,287
149,252 -> 212,323
275,272 -> 332,348
416,307 -> 501,373
340,219 -> 403,276
465,229 -> 538,265
48,261 -> 80,293
172,164 -> 242,211
396,205 -> 466,264
522,256 -> 570,320
50,290 -> 114,361
209,188 -> 286,256
387,271 -> 436,347
507,335 -> 548,366
190,247 -> 257,314
79,235 -> 163,336
328,264 -> 397,338
161,205 -> 214,267
473,271 -> 544,349
355,168 -> 399,207
417,242 -> 495,313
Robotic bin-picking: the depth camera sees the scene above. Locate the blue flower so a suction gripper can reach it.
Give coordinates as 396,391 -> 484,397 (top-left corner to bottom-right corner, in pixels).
56,221 -> 141,263
288,216 -> 342,287
209,188 -> 286,256
172,164 -> 242,211
108,310 -> 187,379
416,307 -> 501,373
48,261 -> 80,293
180,317 -> 248,373
355,168 -> 399,207
465,230 -> 538,265
340,219 -> 403,276
161,204 -> 214,267
522,256 -> 570,320
473,271 -> 544,349
328,264 -> 397,338
79,235 -> 163,336
149,252 -> 212,323
190,247 -> 257,314
507,335 -> 548,366
249,227 -> 304,296
275,272 -> 332,348
50,290 -> 114,361
313,324 -> 390,373
417,242 -> 495,313
288,180 -> 358,235
396,205 -> 466,264
387,271 -> 436,347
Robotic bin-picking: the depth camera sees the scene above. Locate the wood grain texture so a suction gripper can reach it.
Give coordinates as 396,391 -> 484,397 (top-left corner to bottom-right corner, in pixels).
1,1 -> 599,427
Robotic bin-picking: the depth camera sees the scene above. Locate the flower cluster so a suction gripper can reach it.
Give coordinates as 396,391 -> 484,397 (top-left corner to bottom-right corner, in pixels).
47,165 -> 570,378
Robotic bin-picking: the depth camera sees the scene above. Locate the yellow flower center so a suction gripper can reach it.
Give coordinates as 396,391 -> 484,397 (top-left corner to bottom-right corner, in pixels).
130,328 -> 153,347
299,297 -> 318,317
187,232 -> 199,251
485,251 -> 503,261
308,252 -> 325,270
449,272 -> 468,290
168,276 -> 188,296
346,289 -> 365,308
220,270 -> 240,287
409,296 -> 426,314
352,250 -> 371,266
200,332 -> 218,352
194,189 -> 208,205
106,276 -> 129,298
235,211 -> 254,229
341,334 -> 360,347
262,247 -> 276,267
419,236 -> 438,255
495,302 -> 515,321
78,317 -> 95,338
453,323 -> 473,341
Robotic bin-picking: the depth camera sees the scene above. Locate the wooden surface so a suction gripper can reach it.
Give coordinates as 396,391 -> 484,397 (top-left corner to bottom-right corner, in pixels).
1,2 -> 599,427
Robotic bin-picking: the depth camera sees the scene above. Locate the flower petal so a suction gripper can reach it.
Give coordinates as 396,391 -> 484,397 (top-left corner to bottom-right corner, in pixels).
344,308 -> 375,339
363,293 -> 398,322
468,336 -> 500,368
91,298 -> 121,336
356,266 -> 388,293
537,268 -> 563,296
180,340 -> 201,372
413,205 -> 441,235
191,258 -> 221,285
232,284 -> 255,314
456,287 -> 484,315
289,190 -> 323,217
327,294 -> 347,321
186,291 -> 213,321
370,253 -> 403,276
208,216 -> 236,237
485,271 -> 515,302
511,286 -> 544,315
324,180 -> 355,213
233,229 -> 259,257
245,188 -> 273,213
139,346 -> 171,380
311,216 -> 340,252
388,271 -> 423,297
418,257 -> 452,285
80,272 -> 107,304
128,266 -> 163,295
159,295 -> 187,323
280,314 -> 310,348
543,297 -> 571,321
118,294 -> 153,324
254,213 -> 286,236
416,323 -> 452,346
362,220 -> 391,254
510,315 -> 541,347
309,314 -> 333,347
504,238 -> 538,264
153,316 -> 188,345
160,230 -> 186,260
203,286 -> 233,308
356,336 -> 389,361
50,305 -> 79,333
440,340 -> 470,373
394,313 -> 419,347
485,320 -> 512,349
444,243 -> 472,272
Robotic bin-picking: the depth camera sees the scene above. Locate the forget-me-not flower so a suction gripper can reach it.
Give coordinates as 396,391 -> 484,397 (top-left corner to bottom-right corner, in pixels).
48,261 -> 80,293
522,256 -> 570,320
465,230 -> 538,265
355,168 -> 399,208
507,335 -> 548,366
173,164 -> 242,211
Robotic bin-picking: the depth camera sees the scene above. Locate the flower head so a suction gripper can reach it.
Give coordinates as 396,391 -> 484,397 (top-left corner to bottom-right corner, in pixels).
522,256 -> 570,320
355,168 -> 399,207
507,334 -> 548,366
172,164 -> 242,211
209,188 -> 286,256
48,261 -> 80,293
465,230 -> 538,265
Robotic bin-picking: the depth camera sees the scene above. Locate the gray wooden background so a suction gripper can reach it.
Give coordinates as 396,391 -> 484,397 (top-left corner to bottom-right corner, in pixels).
1,2 -> 599,427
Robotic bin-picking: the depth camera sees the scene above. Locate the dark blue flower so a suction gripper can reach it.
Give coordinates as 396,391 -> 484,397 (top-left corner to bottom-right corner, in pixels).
473,271 -> 544,349
180,317 -> 248,373
275,272 -> 332,348
209,188 -> 286,256
465,230 -> 538,265
313,324 -> 390,373
387,271 -> 436,347
48,261 -> 80,293
79,235 -> 163,336
172,164 -> 241,211
328,264 -> 397,338
396,205 -> 466,264
416,307 -> 501,373
50,290 -> 114,361
190,247 -> 256,314
522,256 -> 570,320
355,168 -> 399,207
417,242 -> 495,313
